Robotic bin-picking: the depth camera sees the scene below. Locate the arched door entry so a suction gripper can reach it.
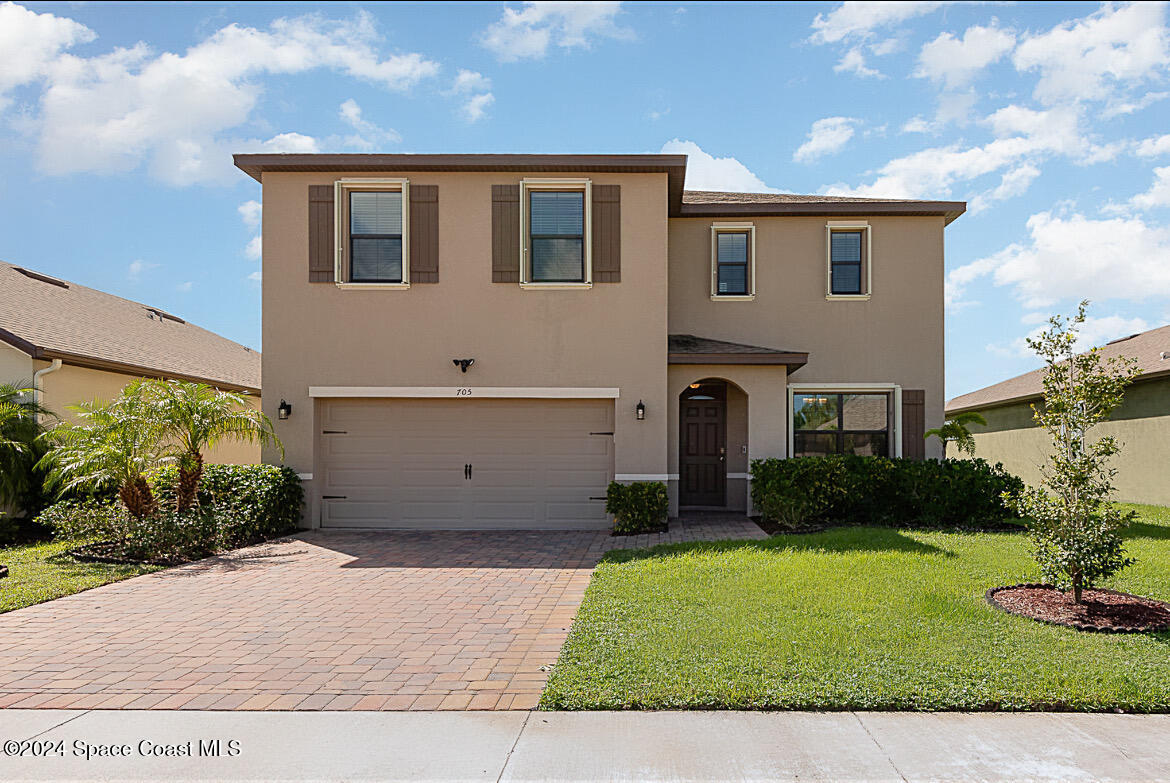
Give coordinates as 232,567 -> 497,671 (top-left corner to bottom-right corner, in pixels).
679,380 -> 727,507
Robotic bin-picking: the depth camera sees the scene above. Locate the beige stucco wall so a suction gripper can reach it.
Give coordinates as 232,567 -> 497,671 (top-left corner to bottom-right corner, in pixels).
32,360 -> 261,465
963,376 -> 1170,507
668,215 -> 947,459
260,170 -> 670,526
0,343 -> 34,387
667,364 -> 789,514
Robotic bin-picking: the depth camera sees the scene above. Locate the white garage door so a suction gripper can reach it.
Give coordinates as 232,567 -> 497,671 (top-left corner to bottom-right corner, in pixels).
319,398 -> 614,529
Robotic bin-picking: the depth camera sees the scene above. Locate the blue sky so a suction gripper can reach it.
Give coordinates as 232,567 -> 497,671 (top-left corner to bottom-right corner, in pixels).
2,1 -> 1169,398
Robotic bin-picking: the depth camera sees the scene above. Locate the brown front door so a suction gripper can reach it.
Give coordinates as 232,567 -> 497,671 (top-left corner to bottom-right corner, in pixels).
679,383 -> 726,506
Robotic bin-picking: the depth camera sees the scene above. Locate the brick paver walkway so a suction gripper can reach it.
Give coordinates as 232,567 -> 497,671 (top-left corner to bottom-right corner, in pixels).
0,516 -> 764,711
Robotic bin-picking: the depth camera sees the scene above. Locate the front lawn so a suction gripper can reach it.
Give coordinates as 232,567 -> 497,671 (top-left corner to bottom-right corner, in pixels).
541,503 -> 1170,712
0,538 -> 160,614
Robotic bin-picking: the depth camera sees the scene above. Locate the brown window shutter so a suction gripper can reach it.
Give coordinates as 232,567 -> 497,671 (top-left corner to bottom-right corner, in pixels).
901,389 -> 926,460
491,184 -> 520,283
308,185 -> 335,283
592,184 -> 621,283
409,185 -> 439,283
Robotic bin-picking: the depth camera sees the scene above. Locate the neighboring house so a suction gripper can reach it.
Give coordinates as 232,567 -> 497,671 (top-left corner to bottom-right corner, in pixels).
235,153 -> 964,529
0,260 -> 262,465
947,324 -> 1170,507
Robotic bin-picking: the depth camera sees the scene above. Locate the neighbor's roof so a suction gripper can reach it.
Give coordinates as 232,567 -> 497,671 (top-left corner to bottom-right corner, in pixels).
0,261 -> 260,393
232,153 -> 965,224
947,323 -> 1170,415
668,334 -> 808,369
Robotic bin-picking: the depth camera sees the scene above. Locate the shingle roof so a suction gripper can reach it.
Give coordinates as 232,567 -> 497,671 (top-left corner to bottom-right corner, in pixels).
0,261 -> 260,392
947,323 -> 1170,414
668,334 -> 809,368
679,189 -> 966,224
682,190 -> 933,204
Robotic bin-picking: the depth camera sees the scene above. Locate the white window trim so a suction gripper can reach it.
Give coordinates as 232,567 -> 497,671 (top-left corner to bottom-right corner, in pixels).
710,222 -> 757,301
334,178 -> 411,290
519,178 -> 592,289
787,382 -> 902,458
825,221 -> 871,301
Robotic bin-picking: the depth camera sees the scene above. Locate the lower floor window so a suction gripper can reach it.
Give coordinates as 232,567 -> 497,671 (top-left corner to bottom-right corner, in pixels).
793,392 -> 890,457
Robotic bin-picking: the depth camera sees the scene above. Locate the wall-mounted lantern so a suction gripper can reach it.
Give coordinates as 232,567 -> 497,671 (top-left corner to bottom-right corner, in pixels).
636,400 -> 646,421
277,399 -> 292,420
452,358 -> 475,373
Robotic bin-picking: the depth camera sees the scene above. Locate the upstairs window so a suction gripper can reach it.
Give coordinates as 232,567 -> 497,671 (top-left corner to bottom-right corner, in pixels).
710,223 -> 756,300
520,179 -> 592,287
826,223 -> 871,299
350,191 -> 403,282
335,179 -> 410,288
793,392 -> 890,457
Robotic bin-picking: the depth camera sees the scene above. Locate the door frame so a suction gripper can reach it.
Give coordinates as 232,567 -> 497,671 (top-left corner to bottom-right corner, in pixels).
678,380 -> 728,508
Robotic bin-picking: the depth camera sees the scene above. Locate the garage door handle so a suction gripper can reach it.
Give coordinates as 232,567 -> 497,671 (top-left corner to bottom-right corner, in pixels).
464,464 -> 471,479
322,430 -> 347,435
322,495 -> 347,500
589,431 -> 614,436
588,496 -> 606,501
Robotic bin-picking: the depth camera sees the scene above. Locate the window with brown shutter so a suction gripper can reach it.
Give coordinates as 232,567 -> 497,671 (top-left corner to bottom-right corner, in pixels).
491,184 -> 520,283
308,185 -> 335,283
901,389 -> 926,460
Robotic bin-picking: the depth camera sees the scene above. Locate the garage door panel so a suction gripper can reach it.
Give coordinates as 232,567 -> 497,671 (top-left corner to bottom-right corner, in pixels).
319,398 -> 613,529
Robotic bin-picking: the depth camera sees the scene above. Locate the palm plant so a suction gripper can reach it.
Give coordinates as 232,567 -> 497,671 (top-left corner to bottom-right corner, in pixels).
924,411 -> 987,457
38,383 -> 168,520
143,380 -> 281,511
0,382 -> 55,514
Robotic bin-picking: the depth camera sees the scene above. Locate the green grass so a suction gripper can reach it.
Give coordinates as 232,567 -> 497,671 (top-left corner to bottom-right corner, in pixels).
0,538 -> 160,614
542,503 -> 1170,712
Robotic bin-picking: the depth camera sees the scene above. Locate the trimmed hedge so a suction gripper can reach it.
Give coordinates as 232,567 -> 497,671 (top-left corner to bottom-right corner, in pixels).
606,481 -> 670,535
36,464 -> 303,562
750,455 -> 1023,530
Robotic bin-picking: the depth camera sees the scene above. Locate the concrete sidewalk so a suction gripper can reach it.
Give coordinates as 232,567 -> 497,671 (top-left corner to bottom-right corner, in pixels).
1,709 -> 1167,782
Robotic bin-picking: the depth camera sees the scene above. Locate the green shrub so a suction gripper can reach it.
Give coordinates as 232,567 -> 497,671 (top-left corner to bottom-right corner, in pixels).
750,456 -> 1023,530
36,464 -> 303,562
606,481 -> 669,535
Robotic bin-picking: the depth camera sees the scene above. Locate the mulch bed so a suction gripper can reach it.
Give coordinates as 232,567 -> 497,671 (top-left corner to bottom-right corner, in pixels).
752,517 -> 1025,536
987,583 -> 1170,633
753,518 -> 830,536
69,541 -> 188,567
611,524 -> 669,537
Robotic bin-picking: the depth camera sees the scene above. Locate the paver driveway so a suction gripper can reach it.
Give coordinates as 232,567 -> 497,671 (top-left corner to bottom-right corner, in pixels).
0,517 -> 764,711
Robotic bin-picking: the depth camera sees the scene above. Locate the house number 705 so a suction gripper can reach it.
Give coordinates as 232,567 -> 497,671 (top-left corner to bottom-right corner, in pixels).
455,388 -> 473,396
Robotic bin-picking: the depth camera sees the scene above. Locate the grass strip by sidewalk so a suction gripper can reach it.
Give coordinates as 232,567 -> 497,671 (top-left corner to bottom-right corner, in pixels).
0,538 -> 159,614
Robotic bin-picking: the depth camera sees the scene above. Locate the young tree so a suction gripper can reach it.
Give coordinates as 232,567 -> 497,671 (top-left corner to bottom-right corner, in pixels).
143,380 -> 281,511
924,411 -> 987,457
0,383 -> 55,514
38,384 -> 168,520
1008,301 -> 1141,603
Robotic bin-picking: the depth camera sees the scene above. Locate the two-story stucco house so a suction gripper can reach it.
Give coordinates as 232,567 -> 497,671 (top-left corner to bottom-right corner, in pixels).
234,153 -> 964,529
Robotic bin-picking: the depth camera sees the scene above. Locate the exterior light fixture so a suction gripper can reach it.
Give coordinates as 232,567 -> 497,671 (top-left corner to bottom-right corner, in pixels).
688,383 -> 701,389
452,358 -> 475,373
636,400 -> 646,421
277,399 -> 292,420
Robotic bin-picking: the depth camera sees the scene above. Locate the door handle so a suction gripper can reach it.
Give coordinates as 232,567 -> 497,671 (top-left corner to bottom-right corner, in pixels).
468,463 -> 472,479
464,464 -> 470,480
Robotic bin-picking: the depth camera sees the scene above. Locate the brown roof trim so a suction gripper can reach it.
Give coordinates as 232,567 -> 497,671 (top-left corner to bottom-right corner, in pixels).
234,153 -> 689,214
677,200 -> 967,225
668,351 -> 809,369
946,367 -> 1170,415
0,330 -> 260,394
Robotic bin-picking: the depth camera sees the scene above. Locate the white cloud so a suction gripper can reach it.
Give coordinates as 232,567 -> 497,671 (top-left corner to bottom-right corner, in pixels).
0,2 -> 95,110
1132,167 -> 1170,210
834,48 -> 884,78
176,281 -> 193,292
794,117 -> 858,163
238,199 -> 262,230
660,140 -> 778,193
915,24 -> 1015,89
127,259 -> 158,281
1137,134 -> 1170,157
1101,90 -> 1169,118
1013,3 -> 1170,105
902,116 -> 933,134
448,70 -> 493,122
949,210 -> 1170,309
810,1 -> 952,44
480,1 -> 632,62
245,235 -> 262,262
29,10 -> 437,184
254,132 -> 320,154
967,163 -> 1040,214
989,314 -> 1150,358
337,98 -> 401,149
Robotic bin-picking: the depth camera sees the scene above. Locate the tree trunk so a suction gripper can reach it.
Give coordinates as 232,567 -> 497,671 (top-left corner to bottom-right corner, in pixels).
176,452 -> 203,512
119,474 -> 157,520
1072,572 -> 1083,605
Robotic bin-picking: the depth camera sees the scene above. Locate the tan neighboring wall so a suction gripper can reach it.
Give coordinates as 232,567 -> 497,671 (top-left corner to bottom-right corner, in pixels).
667,215 -> 946,459
259,170 -> 670,526
0,343 -> 34,387
33,360 -> 262,465
961,376 -> 1170,507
